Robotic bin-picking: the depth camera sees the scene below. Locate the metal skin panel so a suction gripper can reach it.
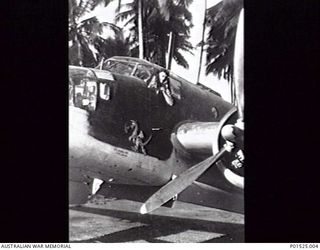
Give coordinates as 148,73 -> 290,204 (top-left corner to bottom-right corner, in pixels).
70,106 -> 172,186
85,72 -> 233,161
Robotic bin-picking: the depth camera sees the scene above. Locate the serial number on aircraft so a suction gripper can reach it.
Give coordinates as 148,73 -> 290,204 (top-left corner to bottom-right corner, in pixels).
113,148 -> 129,157
290,244 -> 319,248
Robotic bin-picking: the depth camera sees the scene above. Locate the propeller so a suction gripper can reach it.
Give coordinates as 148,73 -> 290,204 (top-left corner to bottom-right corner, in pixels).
233,9 -> 244,121
140,9 -> 244,215
140,145 -> 231,214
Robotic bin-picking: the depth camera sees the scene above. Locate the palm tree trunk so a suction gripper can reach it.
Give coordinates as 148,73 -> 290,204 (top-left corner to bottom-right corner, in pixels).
197,0 -> 207,84
138,0 -> 144,59
160,38 -> 167,67
166,31 -> 174,70
76,37 -> 83,66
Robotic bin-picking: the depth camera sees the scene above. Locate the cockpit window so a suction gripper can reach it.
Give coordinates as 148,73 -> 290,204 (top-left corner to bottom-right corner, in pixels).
133,64 -> 154,83
69,67 -> 97,111
103,60 -> 136,76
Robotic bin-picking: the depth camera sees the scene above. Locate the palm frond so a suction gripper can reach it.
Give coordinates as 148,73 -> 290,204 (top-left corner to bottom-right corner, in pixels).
204,0 -> 242,81
173,50 -> 189,69
115,9 -> 136,23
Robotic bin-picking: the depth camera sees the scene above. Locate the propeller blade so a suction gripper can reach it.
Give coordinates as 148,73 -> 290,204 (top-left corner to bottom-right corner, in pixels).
233,9 -> 244,120
140,147 -> 228,214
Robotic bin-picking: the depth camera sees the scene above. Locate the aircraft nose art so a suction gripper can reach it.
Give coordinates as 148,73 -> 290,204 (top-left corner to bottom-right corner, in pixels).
69,106 -> 171,186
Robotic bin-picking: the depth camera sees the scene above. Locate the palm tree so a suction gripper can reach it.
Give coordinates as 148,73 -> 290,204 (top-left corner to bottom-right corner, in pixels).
69,0 -> 129,67
116,0 -> 194,69
204,0 -> 243,82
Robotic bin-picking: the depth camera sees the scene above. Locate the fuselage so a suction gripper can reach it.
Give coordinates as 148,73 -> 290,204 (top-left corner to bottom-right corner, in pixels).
69,57 -> 233,187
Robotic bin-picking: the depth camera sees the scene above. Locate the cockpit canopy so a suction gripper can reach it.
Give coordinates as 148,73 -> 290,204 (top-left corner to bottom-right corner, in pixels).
97,57 -> 185,100
99,57 -> 158,83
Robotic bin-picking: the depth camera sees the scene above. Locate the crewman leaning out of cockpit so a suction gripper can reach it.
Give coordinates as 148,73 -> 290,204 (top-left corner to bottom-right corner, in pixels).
148,70 -> 174,106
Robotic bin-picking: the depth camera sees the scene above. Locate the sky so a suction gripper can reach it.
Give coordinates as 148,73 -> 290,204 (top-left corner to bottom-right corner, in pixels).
82,0 -> 231,102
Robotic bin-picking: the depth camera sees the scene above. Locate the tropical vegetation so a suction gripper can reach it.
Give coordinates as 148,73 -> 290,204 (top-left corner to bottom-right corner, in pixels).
116,0 -> 194,69
68,0 -> 129,67
204,0 -> 243,82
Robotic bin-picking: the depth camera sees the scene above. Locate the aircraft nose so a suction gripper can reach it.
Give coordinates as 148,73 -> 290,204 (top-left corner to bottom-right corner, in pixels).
69,106 -> 91,165
69,106 -> 90,134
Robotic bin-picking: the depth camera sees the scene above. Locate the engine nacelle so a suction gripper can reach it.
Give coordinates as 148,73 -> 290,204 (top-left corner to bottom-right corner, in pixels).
175,121 -> 220,157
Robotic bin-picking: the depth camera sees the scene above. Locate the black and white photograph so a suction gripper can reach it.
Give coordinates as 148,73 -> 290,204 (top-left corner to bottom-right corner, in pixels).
3,0 -> 320,245
68,0 -> 244,243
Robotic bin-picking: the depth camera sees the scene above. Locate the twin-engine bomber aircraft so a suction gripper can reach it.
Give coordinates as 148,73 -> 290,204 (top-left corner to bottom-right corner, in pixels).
69,10 -> 244,215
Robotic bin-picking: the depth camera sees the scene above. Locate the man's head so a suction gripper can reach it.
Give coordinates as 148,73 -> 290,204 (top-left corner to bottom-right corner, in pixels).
158,71 -> 168,83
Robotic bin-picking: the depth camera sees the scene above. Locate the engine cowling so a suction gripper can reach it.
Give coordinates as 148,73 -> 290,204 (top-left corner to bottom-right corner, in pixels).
174,107 -> 244,190
212,107 -> 244,189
